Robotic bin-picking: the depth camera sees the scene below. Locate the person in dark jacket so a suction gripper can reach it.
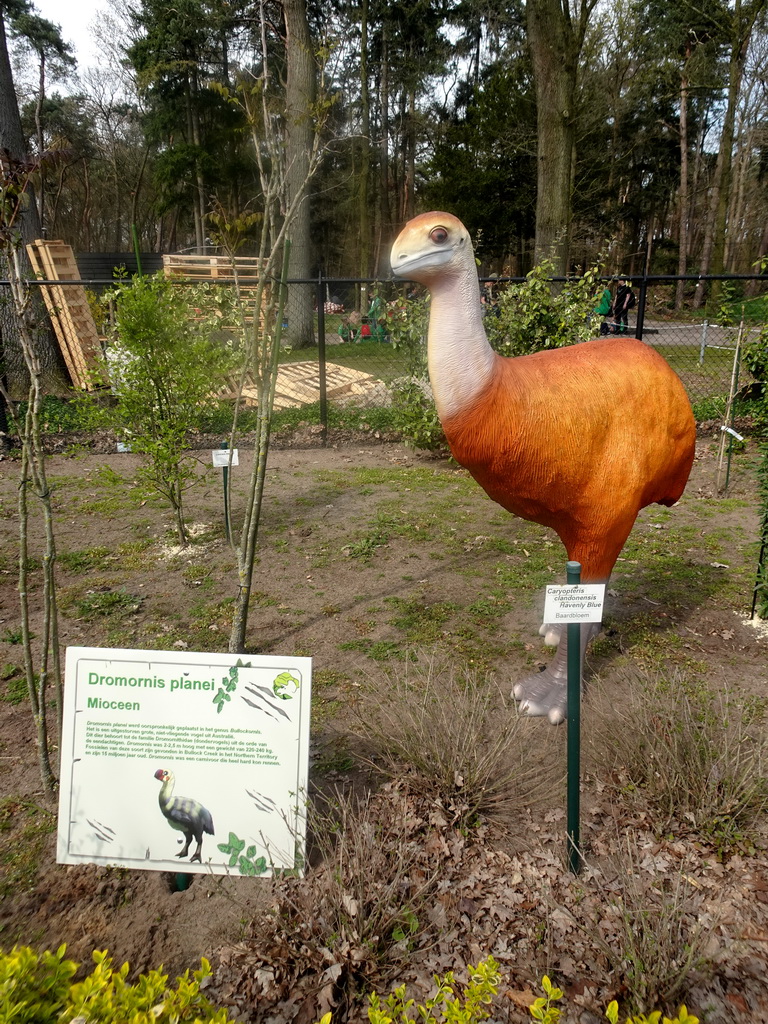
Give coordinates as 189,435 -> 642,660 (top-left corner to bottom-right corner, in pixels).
613,277 -> 635,334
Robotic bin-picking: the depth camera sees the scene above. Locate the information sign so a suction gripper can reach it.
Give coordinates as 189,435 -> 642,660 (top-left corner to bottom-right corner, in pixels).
543,583 -> 606,624
57,647 -> 311,877
212,449 -> 239,467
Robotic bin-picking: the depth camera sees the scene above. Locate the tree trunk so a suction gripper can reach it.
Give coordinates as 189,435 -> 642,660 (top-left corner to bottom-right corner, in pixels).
359,0 -> 370,282
34,50 -> 46,234
675,66 -> 690,309
526,0 -> 580,274
0,14 -> 70,397
284,0 -> 316,348
378,25 -> 391,246
693,0 -> 767,310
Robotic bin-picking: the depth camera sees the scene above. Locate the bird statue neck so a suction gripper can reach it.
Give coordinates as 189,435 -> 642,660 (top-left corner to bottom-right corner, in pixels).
426,271 -> 496,421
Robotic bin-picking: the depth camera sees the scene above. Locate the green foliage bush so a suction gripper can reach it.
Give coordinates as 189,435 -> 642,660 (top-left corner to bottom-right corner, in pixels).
0,945 -> 232,1024
106,273 -> 240,543
529,975 -> 699,1024
485,258 -> 605,356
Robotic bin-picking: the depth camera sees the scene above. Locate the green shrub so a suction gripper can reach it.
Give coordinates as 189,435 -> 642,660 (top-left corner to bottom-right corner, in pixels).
0,945 -> 232,1023
353,955 -> 500,1024
485,258 -> 605,356
106,273 -> 240,544
529,976 -> 699,1024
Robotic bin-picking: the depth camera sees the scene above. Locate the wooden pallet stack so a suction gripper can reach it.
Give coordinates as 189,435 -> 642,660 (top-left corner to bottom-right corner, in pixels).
162,253 -> 268,324
26,240 -> 103,390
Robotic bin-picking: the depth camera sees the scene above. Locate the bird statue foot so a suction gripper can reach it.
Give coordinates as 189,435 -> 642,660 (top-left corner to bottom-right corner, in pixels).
538,622 -> 562,647
190,852 -> 202,864
513,670 -> 569,725
175,850 -> 189,859
514,622 -> 600,724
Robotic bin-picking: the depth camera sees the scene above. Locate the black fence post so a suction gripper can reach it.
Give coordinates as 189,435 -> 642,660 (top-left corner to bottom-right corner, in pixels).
635,274 -> 647,341
316,272 -> 328,444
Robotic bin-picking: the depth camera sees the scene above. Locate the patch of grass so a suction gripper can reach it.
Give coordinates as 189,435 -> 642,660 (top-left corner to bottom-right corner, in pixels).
2,627 -> 24,645
114,539 -> 154,570
58,546 -> 111,573
385,594 -> 457,643
75,589 -> 142,619
342,528 -> 390,562
338,639 -> 404,661
588,669 -> 768,852
2,670 -> 27,705
357,658 -> 561,824
0,797 -> 56,899
181,564 -> 215,590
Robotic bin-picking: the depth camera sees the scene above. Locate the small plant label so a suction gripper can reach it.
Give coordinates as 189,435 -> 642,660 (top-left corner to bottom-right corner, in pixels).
57,646 -> 311,877
543,583 -> 605,623
212,448 -> 239,467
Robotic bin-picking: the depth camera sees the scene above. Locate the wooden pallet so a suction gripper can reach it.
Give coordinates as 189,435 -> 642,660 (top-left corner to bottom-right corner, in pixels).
26,240 -> 102,390
162,253 -> 269,325
228,361 -> 384,410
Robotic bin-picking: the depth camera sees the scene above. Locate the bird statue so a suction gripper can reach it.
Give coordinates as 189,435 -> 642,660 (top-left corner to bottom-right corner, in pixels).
153,768 -> 214,863
390,212 -> 696,724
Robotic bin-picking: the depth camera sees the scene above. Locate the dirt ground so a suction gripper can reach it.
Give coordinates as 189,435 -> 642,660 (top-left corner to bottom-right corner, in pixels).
0,424 -> 766,1023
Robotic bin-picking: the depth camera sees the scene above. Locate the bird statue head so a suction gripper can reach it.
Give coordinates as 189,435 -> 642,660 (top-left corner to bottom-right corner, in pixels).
390,212 -> 475,285
154,768 -> 171,782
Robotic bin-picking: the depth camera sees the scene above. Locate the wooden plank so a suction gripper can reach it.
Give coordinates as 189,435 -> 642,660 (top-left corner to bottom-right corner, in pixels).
27,240 -> 102,390
27,241 -> 86,389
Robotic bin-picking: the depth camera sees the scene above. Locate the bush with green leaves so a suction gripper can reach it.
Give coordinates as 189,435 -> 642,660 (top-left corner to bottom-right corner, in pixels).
529,975 -> 699,1024
107,273 -> 239,544
0,945 -> 232,1024
485,258 -> 606,356
330,955 -> 500,1024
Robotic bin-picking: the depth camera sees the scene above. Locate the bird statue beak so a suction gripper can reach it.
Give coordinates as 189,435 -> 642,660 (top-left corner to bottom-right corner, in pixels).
391,247 -> 453,278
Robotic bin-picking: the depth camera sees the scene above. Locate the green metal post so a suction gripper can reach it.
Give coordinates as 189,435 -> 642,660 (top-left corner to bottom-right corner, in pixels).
220,441 -> 232,543
566,559 -> 582,874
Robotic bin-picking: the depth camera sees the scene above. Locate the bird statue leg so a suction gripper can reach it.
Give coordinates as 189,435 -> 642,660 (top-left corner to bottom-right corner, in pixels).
190,842 -> 203,863
176,835 -> 192,859
514,621 -> 602,725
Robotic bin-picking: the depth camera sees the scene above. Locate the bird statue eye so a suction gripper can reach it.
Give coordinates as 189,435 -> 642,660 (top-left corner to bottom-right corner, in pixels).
430,227 -> 448,244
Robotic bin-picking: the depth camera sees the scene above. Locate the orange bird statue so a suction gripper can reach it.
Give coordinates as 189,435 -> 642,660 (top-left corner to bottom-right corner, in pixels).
390,212 -> 696,723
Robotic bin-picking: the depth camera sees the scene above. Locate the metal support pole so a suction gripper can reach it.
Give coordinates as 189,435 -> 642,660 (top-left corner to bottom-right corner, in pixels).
220,441 -> 232,544
699,320 -> 708,364
316,272 -> 328,444
566,560 -> 582,874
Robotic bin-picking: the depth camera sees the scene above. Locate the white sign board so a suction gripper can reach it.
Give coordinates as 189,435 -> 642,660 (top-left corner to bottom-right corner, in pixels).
57,647 -> 311,877
212,448 -> 239,467
543,584 -> 606,624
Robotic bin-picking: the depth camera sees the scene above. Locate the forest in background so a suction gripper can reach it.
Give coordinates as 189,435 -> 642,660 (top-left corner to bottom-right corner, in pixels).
3,0 -> 768,298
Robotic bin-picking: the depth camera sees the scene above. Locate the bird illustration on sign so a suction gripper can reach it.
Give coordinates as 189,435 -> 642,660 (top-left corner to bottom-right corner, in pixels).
154,768 -> 214,863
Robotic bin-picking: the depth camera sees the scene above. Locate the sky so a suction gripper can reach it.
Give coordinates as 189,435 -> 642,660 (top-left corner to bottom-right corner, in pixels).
30,0 -> 103,70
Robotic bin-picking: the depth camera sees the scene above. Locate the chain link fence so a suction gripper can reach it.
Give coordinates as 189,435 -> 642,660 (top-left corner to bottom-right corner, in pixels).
3,271 -> 764,431
273,275 -> 766,428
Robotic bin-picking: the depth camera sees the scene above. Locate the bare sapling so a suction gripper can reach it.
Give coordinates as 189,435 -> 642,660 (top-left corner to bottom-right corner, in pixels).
0,153 -> 61,793
214,5 -> 331,653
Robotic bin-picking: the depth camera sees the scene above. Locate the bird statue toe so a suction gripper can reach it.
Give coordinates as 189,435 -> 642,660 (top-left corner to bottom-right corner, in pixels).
390,212 -> 695,721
